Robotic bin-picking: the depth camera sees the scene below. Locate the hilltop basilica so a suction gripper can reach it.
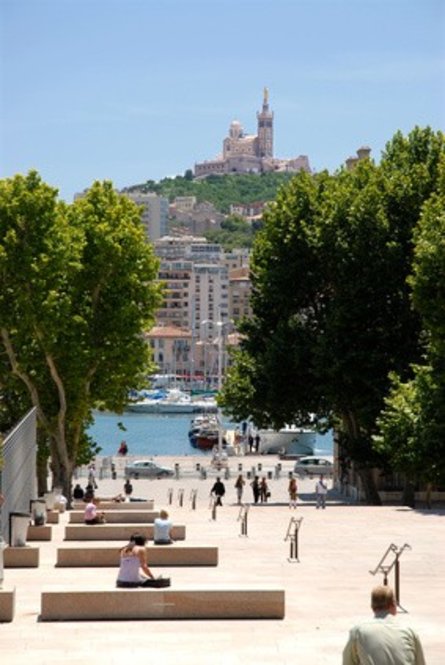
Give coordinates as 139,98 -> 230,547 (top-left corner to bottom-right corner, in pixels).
194,89 -> 311,178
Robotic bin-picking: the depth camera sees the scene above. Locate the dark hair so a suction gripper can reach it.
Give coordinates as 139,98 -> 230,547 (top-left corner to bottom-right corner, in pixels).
130,533 -> 147,547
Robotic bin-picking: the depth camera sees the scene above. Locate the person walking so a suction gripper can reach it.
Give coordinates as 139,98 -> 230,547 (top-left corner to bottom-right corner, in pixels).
124,478 -> 133,499
250,476 -> 260,504
210,477 -> 226,506
315,474 -> 328,509
288,476 -> 298,508
260,476 -> 269,503
234,474 -> 246,505
343,585 -> 426,664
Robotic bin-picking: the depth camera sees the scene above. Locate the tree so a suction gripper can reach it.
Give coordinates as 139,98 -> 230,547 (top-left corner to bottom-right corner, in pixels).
374,159 -> 445,502
0,172 -> 162,500
221,128 -> 445,504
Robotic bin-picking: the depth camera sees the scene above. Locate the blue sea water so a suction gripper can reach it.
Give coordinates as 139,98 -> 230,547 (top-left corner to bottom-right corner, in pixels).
88,411 -> 333,458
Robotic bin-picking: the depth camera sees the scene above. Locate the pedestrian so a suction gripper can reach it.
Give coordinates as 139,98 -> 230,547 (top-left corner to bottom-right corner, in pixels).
343,585 -> 426,664
260,476 -> 269,502
234,474 -> 246,504
87,464 -> 98,489
254,433 -> 261,452
124,478 -> 133,499
210,476 -> 226,506
248,434 -> 254,453
315,474 -> 328,509
118,440 -> 128,456
251,476 -> 260,504
288,476 -> 298,508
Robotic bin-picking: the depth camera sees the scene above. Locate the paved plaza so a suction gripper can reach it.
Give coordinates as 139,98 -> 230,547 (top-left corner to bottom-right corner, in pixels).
2,455 -> 444,664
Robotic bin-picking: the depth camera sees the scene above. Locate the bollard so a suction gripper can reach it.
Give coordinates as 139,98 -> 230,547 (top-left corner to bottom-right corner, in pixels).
238,463 -> 243,472
288,470 -> 293,479
178,489 -> 184,507
210,498 -> 217,521
174,463 -> 180,480
200,467 -> 207,480
111,463 -> 117,480
224,467 -> 230,480
167,488 -> 173,505
257,463 -> 262,472
196,463 -> 201,473
190,489 -> 197,510
267,470 -> 273,480
246,471 -> 251,480
274,465 -> 280,480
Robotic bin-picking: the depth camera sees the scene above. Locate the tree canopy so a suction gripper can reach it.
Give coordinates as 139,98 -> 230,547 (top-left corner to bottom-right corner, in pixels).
0,172 -> 162,499
220,127 -> 445,503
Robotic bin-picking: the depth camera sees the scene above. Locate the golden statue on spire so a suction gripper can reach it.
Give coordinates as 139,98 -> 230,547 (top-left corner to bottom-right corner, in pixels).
263,87 -> 269,105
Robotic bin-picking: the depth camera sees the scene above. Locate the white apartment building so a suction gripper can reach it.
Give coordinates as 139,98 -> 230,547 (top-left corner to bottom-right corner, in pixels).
124,191 -> 169,241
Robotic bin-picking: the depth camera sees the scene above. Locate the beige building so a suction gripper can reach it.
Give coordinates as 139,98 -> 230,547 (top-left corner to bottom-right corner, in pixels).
145,325 -> 192,378
194,89 -> 311,178
228,266 -> 252,324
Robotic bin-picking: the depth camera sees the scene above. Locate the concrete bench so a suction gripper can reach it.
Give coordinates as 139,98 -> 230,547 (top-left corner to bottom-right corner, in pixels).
0,589 -> 15,622
56,545 -> 218,567
40,588 -> 285,621
4,546 -> 40,568
27,525 -> 52,541
64,524 -> 186,541
68,510 -> 160,524
72,500 -> 154,510
46,511 -> 60,524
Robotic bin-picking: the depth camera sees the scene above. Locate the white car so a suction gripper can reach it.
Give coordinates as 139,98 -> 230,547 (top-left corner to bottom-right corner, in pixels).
293,456 -> 334,477
124,460 -> 175,479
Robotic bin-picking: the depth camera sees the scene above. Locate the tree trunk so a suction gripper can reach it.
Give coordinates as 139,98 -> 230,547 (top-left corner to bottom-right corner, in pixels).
50,445 -> 75,508
36,454 -> 48,496
402,480 -> 416,508
425,482 -> 432,509
357,467 -> 382,505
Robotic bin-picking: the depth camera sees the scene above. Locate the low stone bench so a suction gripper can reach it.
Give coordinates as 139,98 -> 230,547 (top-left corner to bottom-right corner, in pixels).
40,588 -> 285,621
64,524 -> 186,541
68,510 -> 160,524
4,546 -> 40,568
56,545 -> 218,567
0,589 -> 15,622
27,525 -> 52,541
72,500 -> 154,510
46,511 -> 60,524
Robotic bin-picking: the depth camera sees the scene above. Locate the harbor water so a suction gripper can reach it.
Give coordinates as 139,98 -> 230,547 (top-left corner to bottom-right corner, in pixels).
88,410 -> 333,458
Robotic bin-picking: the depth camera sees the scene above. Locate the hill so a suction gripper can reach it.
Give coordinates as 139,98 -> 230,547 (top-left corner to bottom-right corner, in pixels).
123,172 -> 295,214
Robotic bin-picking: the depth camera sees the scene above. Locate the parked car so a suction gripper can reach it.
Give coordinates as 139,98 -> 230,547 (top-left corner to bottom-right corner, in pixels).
293,456 -> 334,477
124,460 -> 175,479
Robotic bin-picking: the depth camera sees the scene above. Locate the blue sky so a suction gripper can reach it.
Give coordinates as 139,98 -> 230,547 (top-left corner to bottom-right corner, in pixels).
1,0 -> 444,201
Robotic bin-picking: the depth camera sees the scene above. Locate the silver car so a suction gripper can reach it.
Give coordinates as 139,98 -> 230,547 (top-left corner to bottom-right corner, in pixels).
124,460 -> 175,479
293,456 -> 334,477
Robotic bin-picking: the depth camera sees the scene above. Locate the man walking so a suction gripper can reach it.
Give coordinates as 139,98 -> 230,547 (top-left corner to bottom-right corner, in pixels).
315,474 -> 328,509
343,586 -> 426,664
210,477 -> 226,506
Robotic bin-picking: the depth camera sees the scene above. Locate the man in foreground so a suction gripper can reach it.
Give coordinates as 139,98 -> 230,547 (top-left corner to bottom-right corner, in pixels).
343,586 -> 426,664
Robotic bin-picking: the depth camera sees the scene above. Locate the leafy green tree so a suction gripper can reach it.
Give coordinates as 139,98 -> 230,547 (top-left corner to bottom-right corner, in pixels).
221,128 -> 445,504
375,159 -> 445,503
0,172 -> 162,500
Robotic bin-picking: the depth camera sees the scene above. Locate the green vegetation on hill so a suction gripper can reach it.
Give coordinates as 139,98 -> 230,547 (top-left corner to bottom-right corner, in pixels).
124,172 -> 295,213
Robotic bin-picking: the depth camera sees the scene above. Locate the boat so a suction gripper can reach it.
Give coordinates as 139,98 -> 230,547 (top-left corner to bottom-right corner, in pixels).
188,414 -> 231,451
126,389 -> 217,414
256,425 -> 316,456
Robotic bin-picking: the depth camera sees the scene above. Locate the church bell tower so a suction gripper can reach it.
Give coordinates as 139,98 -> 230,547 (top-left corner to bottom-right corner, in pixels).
257,87 -> 274,158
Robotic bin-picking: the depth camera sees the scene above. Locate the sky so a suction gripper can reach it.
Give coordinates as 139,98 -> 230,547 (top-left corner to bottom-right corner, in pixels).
1,0 -> 444,202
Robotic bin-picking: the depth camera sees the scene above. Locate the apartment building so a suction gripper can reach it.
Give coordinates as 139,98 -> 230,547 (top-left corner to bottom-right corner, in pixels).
124,191 -> 169,241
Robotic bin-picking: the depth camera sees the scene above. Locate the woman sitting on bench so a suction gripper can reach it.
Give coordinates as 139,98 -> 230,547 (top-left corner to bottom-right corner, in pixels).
153,509 -> 174,545
84,498 -> 106,524
116,533 -> 156,587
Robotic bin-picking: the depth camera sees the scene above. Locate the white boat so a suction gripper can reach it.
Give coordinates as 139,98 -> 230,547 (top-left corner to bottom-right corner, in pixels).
126,389 -> 217,414
257,425 -> 316,455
